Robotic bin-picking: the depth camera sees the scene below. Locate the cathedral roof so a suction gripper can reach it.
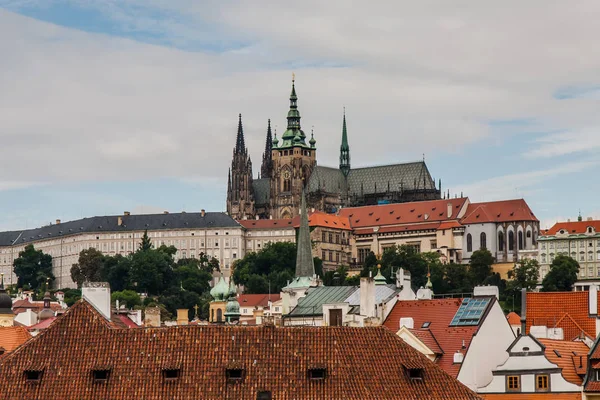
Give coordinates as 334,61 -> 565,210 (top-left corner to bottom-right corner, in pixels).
251,178 -> 270,205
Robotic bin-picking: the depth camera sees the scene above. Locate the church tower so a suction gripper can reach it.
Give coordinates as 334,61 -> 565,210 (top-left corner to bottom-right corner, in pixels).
339,109 -> 350,177
270,77 -> 317,219
226,114 -> 255,220
260,119 -> 273,179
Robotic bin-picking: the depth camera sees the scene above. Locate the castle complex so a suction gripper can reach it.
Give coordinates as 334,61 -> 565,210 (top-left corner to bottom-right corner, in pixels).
226,79 -> 442,220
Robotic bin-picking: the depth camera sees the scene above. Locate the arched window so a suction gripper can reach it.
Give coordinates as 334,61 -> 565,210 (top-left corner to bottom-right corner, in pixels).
467,233 -> 473,252
283,178 -> 291,192
498,231 -> 505,252
480,232 -> 487,250
518,231 -> 524,250
217,309 -> 223,323
508,231 -> 515,251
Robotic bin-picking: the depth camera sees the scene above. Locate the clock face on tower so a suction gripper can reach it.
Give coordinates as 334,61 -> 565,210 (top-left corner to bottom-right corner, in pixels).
283,171 -> 290,179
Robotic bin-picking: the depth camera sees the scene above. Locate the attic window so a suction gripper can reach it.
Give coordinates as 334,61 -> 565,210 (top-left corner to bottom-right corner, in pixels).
410,209 -> 415,213
92,369 -> 110,382
553,349 -> 562,358
369,212 -> 374,216
407,368 -> 424,380
257,391 -> 272,400
389,210 -> 394,214
226,368 -> 244,382
375,218 -> 380,222
163,368 -> 180,381
308,368 -> 327,380
422,322 -> 431,328
25,370 -> 43,382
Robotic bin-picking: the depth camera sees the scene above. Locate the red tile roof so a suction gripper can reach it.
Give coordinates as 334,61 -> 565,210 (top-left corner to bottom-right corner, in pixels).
238,294 -> 281,308
409,328 -> 443,355
543,219 -> 600,235
506,312 -> 521,325
12,299 -> 63,315
0,326 -> 31,353
339,198 -> 468,229
291,211 -> 351,230
0,300 -> 481,399
526,291 -> 599,340
27,317 -> 57,331
460,199 -> 538,224
383,298 -> 480,378
538,338 -> 589,385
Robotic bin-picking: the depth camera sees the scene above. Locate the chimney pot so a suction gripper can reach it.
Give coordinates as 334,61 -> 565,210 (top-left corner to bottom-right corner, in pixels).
588,217 -> 593,221
55,219 -> 61,225
117,216 -> 123,226
164,211 -> 169,214
453,351 -> 464,364
176,309 -> 189,326
201,209 -> 205,217
124,211 -> 130,216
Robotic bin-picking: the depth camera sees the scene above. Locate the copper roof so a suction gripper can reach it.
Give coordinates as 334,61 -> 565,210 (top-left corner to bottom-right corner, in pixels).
0,300 -> 481,399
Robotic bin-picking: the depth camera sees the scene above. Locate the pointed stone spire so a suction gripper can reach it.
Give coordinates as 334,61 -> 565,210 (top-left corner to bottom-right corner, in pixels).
261,119 -> 274,179
227,168 -> 232,200
340,108 -> 351,177
295,190 -> 315,278
235,113 -> 246,154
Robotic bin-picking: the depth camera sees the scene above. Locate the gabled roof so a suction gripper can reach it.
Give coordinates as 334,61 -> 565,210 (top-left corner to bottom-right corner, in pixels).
506,312 -> 521,326
0,300 -> 481,399
543,219 -> 600,236
0,326 -> 31,353
12,299 -> 63,315
238,294 -> 281,308
288,286 -> 356,317
526,291 -> 599,340
383,298 -> 483,378
292,212 -> 351,230
538,338 -> 589,386
339,197 -> 468,229
27,317 -> 57,331
460,199 -> 538,224
409,328 -> 443,355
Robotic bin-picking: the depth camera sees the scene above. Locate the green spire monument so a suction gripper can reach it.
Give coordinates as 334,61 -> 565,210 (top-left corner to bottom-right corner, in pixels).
339,108 -> 350,177
279,75 -> 309,149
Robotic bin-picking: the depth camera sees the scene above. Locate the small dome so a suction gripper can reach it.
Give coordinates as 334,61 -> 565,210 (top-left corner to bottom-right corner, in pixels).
210,276 -> 229,302
0,276 -> 12,314
374,268 -> 387,285
273,134 -> 279,147
309,134 -> 316,147
225,297 -> 240,314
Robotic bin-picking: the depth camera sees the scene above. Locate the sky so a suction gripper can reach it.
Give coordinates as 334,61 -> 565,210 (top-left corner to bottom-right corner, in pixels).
0,1 -> 599,231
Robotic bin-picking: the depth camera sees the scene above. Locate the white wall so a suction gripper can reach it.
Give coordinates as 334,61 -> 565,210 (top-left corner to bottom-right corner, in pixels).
463,223 -> 497,262
458,300 -> 514,391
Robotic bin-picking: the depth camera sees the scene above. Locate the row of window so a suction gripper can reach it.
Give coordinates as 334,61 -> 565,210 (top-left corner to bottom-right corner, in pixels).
321,250 -> 348,264
507,374 -> 548,392
540,251 -> 600,264
467,230 -> 535,253
320,231 -> 347,245
541,240 -> 600,250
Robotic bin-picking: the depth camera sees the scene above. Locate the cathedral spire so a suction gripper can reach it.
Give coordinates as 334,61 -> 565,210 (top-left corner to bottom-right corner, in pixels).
295,190 -> 315,278
235,113 -> 246,154
261,119 -> 273,179
279,75 -> 307,148
340,108 -> 350,177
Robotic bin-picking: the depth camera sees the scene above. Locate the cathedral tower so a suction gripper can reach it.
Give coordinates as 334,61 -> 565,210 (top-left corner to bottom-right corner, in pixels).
260,119 -> 273,179
339,109 -> 350,177
269,77 -> 317,219
226,114 -> 255,219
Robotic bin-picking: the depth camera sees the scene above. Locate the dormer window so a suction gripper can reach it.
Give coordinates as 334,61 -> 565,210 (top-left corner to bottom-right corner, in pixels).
308,368 -> 327,380
163,368 -> 180,382
407,368 -> 424,380
226,368 -> 244,382
257,391 -> 272,400
25,370 -> 43,383
92,369 -> 110,382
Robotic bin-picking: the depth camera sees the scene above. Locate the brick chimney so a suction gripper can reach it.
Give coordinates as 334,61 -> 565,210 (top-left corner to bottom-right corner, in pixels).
201,209 -> 205,217
124,211 -> 131,216
176,309 -> 189,325
55,219 -> 61,225
144,307 -> 161,327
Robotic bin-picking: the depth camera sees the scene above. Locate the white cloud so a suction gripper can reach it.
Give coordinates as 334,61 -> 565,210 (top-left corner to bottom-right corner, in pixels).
527,130 -> 600,158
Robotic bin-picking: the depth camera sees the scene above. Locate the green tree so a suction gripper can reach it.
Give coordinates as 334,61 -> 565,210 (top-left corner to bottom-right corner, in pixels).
112,290 -> 142,308
174,260 -> 213,295
469,249 -> 494,285
505,259 -> 540,312
443,263 -> 472,294
61,288 -> 81,306
70,248 -> 105,287
13,244 -> 55,290
129,245 -> 176,295
139,230 -> 152,251
232,242 -> 297,293
103,254 -> 131,292
541,255 -> 579,292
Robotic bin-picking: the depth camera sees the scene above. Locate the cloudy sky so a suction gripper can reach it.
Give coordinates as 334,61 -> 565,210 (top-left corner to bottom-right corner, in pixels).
0,1 -> 599,231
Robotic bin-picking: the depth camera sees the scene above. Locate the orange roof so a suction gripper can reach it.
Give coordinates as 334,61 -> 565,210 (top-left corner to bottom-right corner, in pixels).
384,298 -> 479,378
438,220 -> 463,230
292,211 -> 351,230
538,338 -> 589,385
353,222 -> 441,236
12,299 -> 63,315
339,198 -> 468,229
506,312 -> 521,325
0,326 -> 31,353
481,394 -> 581,399
409,328 -> 443,354
238,294 -> 281,308
543,219 -> 600,235
460,199 -> 538,224
526,291 -> 599,340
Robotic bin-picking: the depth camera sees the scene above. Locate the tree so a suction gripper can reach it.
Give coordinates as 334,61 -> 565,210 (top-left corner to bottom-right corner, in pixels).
70,248 -> 105,287
62,288 -> 81,306
541,255 -> 579,292
13,244 -> 55,290
232,242 -> 297,293
112,290 -> 142,308
139,230 -> 152,251
443,263 -> 472,294
505,259 -> 540,313
103,254 -> 131,292
469,249 -> 494,285
129,245 -> 176,295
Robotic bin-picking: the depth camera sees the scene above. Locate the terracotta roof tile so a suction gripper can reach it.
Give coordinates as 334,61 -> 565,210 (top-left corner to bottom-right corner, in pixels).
506,312 -> 521,325
291,212 -> 352,230
526,291 -> 598,340
460,199 -> 538,224
238,294 -> 281,308
0,300 -> 481,399
27,317 -> 57,331
12,299 -> 63,315
409,328 -> 443,354
0,326 -> 31,353
538,338 -> 589,385
383,299 -> 479,378
543,219 -> 600,235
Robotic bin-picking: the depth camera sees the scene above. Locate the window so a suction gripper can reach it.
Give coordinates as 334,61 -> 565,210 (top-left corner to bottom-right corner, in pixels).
322,250 -> 326,260
594,369 -> 600,381
163,368 -> 180,382
93,369 -> 110,382
507,375 -> 520,392
480,232 -> 487,250
535,374 -> 549,392
308,368 -> 327,380
257,391 -> 272,400
328,233 -> 333,243
518,231 -> 524,250
467,234 -> 473,252
422,322 -> 431,328
407,368 -> 423,380
322,232 -> 326,242
498,231 -> 504,251
226,368 -> 244,382
25,370 -> 42,382
358,248 -> 370,263
509,231 -> 515,251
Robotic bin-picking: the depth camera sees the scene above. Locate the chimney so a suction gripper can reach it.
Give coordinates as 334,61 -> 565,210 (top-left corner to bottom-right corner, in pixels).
590,285 -> 598,316
520,288 -> 526,336
176,309 -> 189,325
255,215 -> 259,220
447,203 -> 452,218
117,216 -> 123,226
163,211 -> 169,214
453,351 -> 464,364
82,282 -> 111,321
253,308 -> 264,325
124,211 -> 130,216
416,287 -> 433,300
360,277 -> 376,318
144,307 -> 161,327
588,217 -> 594,222
399,317 -> 414,329
55,219 -> 61,225
474,285 -> 499,300
201,209 -> 205,217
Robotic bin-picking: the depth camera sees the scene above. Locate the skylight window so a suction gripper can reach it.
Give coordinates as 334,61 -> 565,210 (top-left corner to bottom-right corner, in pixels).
554,349 -> 562,358
163,368 -> 180,381
422,322 -> 431,328
449,298 -> 491,326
